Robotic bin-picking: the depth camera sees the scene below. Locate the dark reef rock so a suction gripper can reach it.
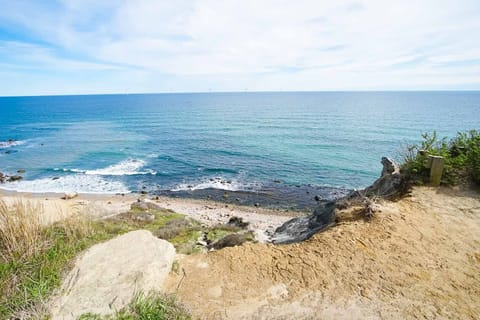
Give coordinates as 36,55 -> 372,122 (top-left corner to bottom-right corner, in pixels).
7,175 -> 23,182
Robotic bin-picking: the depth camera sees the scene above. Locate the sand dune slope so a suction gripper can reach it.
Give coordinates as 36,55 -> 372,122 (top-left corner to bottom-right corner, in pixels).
165,187 -> 480,319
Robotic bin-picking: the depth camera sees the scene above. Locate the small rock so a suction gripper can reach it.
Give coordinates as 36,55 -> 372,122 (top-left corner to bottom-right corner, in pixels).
140,190 -> 148,194
227,216 -> 249,229
208,234 -> 248,250
52,176 -> 60,180
134,212 -> 155,222
17,169 -> 26,174
254,203 -> 260,207
196,240 -> 208,247
314,195 -> 322,202
62,192 -> 78,200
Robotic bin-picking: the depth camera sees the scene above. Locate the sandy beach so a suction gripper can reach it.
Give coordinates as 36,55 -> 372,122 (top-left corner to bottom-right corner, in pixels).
0,189 -> 304,242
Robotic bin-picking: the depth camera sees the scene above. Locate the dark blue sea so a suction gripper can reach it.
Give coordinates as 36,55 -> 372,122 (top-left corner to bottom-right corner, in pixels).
1,92 -> 479,208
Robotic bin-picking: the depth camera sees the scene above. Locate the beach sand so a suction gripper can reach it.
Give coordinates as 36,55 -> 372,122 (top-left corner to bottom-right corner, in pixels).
0,189 -> 302,241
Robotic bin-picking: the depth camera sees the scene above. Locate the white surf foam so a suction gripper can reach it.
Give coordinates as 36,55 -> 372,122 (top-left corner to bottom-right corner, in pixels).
0,175 -> 130,194
57,159 -> 156,176
171,177 -> 261,192
0,140 -> 26,149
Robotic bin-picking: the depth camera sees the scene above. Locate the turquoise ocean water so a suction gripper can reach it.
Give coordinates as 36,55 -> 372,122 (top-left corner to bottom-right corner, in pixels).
0,92 -> 479,207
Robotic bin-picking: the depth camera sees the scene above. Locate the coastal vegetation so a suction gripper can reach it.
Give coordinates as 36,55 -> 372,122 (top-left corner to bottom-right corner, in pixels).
78,292 -> 191,320
402,130 -> 480,186
0,201 -> 185,318
0,198 -> 254,318
0,200 -> 109,318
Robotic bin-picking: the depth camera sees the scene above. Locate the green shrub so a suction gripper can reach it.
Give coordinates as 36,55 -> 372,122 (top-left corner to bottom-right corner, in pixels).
401,130 -> 480,186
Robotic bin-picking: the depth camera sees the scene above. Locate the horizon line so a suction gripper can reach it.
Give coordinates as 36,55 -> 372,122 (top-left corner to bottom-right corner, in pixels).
1,89 -> 480,98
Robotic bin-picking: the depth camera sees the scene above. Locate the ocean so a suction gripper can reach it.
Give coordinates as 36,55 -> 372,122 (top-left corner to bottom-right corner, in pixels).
1,92 -> 479,209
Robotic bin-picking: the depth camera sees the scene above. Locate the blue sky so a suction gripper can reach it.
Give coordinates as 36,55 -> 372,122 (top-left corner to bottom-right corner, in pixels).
0,0 -> 479,96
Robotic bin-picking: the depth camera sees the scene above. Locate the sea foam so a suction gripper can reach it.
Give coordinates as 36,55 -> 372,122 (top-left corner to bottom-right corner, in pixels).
171,177 -> 261,192
58,159 -> 156,176
0,175 -> 130,194
0,140 -> 26,149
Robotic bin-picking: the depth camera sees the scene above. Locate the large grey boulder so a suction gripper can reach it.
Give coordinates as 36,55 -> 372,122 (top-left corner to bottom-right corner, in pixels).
50,230 -> 175,319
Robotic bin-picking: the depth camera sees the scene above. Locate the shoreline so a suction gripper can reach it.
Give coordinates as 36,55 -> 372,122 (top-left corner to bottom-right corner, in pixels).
0,188 -> 305,242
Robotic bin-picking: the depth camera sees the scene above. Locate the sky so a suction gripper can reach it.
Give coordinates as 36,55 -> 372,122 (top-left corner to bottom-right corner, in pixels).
0,0 -> 479,96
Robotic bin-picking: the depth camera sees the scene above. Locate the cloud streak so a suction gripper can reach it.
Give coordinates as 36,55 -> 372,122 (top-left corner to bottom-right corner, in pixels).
0,0 -> 479,95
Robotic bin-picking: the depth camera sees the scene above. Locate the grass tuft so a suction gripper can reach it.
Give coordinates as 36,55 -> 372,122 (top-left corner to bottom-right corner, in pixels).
0,200 -> 112,319
0,200 -> 45,261
79,292 -> 191,320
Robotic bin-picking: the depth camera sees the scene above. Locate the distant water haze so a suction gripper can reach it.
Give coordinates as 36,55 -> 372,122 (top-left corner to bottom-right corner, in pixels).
0,92 -> 479,202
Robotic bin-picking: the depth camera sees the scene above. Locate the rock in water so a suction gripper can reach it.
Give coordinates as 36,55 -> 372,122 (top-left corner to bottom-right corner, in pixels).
271,201 -> 336,244
7,175 -> 22,182
50,230 -> 175,320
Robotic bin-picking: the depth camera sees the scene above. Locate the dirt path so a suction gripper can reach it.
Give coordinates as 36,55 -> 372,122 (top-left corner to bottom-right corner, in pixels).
164,187 -> 480,319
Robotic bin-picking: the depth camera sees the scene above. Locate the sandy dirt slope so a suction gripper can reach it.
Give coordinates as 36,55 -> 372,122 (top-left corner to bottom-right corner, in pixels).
164,187 -> 480,319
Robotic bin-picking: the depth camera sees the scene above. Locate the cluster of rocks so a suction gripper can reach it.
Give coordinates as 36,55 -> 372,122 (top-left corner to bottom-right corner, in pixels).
0,170 -> 24,183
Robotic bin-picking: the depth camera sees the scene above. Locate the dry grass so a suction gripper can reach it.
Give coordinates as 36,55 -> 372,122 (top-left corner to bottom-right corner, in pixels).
0,200 -> 45,261
0,199 -> 98,318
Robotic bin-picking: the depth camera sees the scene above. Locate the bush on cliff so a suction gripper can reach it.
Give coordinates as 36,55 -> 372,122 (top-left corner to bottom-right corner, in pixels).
401,130 -> 480,186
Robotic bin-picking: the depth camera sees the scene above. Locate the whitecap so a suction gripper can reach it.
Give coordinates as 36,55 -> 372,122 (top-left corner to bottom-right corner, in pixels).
171,177 -> 261,192
0,175 -> 130,194
59,159 -> 156,176
0,140 -> 26,149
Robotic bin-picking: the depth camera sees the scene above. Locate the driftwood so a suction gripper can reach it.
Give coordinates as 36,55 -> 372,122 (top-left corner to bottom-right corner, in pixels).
271,157 -> 405,244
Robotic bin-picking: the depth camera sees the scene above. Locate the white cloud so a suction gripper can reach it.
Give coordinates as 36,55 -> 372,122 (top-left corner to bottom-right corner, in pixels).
0,0 -> 479,94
